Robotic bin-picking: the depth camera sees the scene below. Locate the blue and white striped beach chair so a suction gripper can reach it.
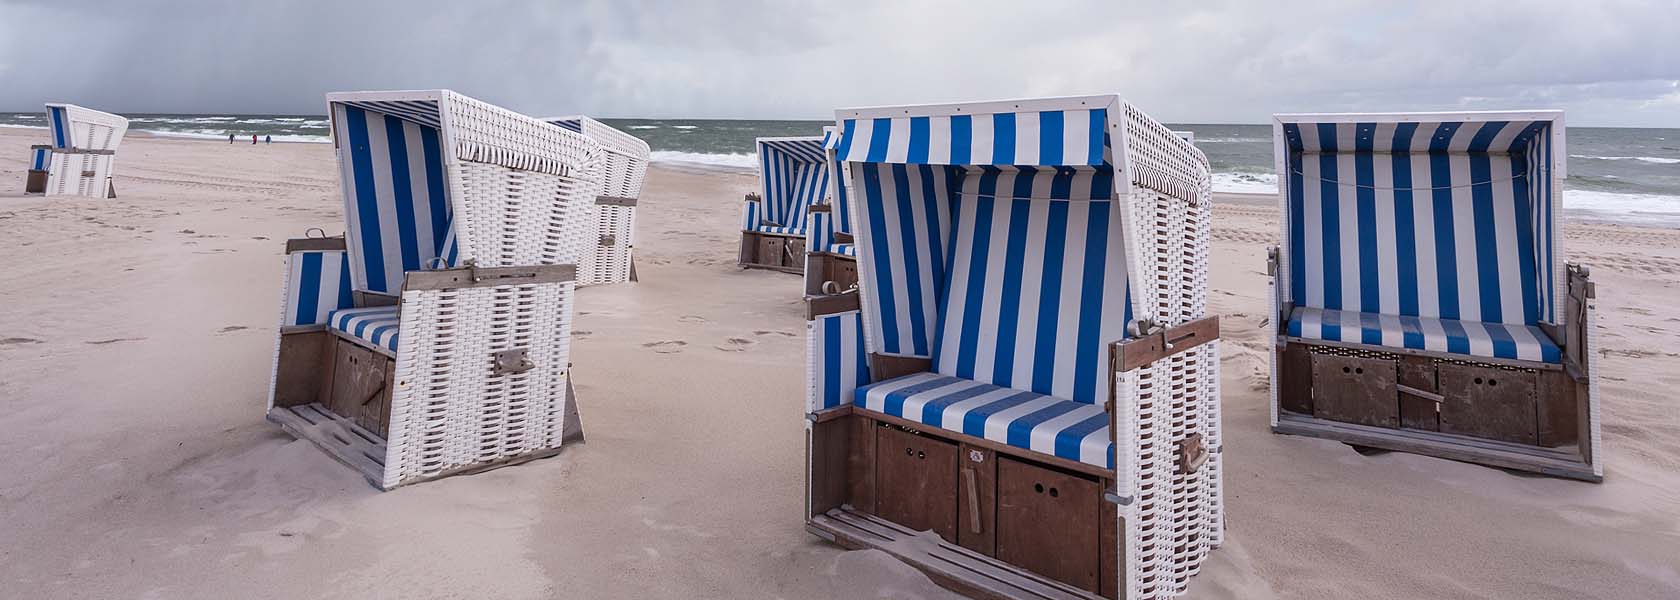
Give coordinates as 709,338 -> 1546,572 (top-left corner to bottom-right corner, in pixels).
24,103 -> 127,197
1268,111 -> 1601,481
269,90 -> 603,490
802,127 -> 861,295
546,116 -> 651,286
805,96 -> 1223,599
739,135 -> 830,272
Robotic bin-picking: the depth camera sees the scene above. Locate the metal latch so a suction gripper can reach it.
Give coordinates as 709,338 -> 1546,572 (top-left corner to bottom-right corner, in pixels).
1177,433 -> 1209,474
600,234 -> 616,246
492,348 -> 534,375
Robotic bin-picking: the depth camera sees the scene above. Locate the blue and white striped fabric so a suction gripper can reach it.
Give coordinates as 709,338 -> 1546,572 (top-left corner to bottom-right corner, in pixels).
29,147 -> 50,171
752,136 -> 830,235
808,127 -> 856,255
333,103 -> 457,295
856,372 -> 1112,469
329,306 -> 401,355
1281,120 -> 1554,327
283,250 -> 354,327
1287,307 -> 1559,363
836,109 -> 1110,167
810,311 -> 872,411
852,162 -> 957,357
47,105 -> 70,148
828,243 -> 856,257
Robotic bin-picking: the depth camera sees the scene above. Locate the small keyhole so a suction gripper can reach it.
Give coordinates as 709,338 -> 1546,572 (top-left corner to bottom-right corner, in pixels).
917,451 -> 925,459
1489,378 -> 1498,387
1474,377 -> 1484,385
905,448 -> 913,456
1342,366 -> 1350,374
1034,483 -> 1044,494
1355,367 -> 1363,374
1049,487 -> 1060,498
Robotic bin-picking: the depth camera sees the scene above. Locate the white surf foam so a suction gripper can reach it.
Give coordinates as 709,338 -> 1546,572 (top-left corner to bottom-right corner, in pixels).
650,151 -> 756,170
1563,189 -> 1680,225
1213,172 -> 1279,195
1569,155 -> 1680,165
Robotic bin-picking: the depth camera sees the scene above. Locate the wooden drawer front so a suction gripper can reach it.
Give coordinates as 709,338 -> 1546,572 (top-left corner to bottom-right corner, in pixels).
1397,356 -> 1439,431
997,457 -> 1101,593
1310,353 -> 1399,428
832,258 -> 859,292
876,426 -> 959,542
1439,365 -> 1538,445
785,238 -> 806,266
329,340 -> 388,432
757,236 -> 785,266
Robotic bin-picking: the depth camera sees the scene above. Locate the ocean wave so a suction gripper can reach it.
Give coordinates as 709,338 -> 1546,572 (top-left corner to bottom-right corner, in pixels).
650,151 -> 756,170
1563,190 -> 1680,225
1569,154 -> 1680,164
672,125 -> 698,130
627,125 -> 660,130
1195,137 -> 1268,143
1212,172 -> 1279,194
145,128 -> 330,143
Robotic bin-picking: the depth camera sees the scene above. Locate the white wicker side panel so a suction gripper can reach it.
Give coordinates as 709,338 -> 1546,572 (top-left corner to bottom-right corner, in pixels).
454,163 -> 595,270
1585,288 -> 1603,478
583,202 -> 636,285
44,152 -> 114,198
267,254 -> 295,413
383,280 -> 575,488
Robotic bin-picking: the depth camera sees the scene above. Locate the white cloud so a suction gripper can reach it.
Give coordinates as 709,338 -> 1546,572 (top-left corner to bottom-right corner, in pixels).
1,0 -> 1677,125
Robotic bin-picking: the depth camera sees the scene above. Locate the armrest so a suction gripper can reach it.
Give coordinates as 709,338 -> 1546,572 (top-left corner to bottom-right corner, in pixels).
808,310 -> 872,413
280,239 -> 354,328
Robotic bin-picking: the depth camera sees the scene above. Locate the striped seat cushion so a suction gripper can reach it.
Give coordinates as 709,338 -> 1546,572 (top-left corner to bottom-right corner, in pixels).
1288,306 -> 1559,363
856,372 -> 1112,469
826,242 -> 856,257
749,222 -> 806,236
328,306 -> 401,355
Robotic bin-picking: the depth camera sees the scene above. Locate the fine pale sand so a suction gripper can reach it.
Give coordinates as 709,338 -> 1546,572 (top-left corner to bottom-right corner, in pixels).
2,127 -> 1678,599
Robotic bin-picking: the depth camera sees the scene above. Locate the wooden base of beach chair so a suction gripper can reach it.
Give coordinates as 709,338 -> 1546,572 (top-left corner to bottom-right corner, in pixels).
1273,338 -> 1598,482
807,408 -> 1119,599
25,169 -> 47,194
738,231 -> 805,273
804,253 -> 859,296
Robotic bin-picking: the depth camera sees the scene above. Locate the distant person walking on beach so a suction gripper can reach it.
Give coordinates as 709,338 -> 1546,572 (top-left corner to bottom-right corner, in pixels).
228,133 -> 235,144
265,135 -> 272,145
252,134 -> 258,145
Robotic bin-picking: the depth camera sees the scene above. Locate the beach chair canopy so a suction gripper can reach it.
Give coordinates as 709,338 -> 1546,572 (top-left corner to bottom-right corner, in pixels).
808,126 -> 856,256
44,103 -> 128,151
746,134 -> 832,235
328,90 -> 601,296
1275,112 -> 1564,362
546,115 -> 651,200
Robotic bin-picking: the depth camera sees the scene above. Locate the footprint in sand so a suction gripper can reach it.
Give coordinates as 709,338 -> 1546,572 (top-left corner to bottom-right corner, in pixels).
678,315 -> 710,324
218,326 -> 248,333
0,337 -> 42,345
574,330 -> 593,336
642,340 -> 688,354
753,330 -> 796,338
715,337 -> 755,352
86,337 -> 145,345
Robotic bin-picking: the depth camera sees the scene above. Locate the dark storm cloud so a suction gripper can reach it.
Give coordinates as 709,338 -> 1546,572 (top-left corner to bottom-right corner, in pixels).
2,0 -> 1677,125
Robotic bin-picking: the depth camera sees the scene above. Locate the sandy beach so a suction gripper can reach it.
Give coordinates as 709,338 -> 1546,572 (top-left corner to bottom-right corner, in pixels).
2,127 -> 1678,599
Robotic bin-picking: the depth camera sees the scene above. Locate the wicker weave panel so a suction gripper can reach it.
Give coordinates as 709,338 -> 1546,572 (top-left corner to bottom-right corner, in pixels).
383,280 -> 574,488
453,162 -> 595,271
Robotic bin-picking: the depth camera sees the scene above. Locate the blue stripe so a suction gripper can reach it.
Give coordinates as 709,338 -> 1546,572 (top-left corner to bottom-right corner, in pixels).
1391,123 -> 1420,317
992,113 -> 1015,165
836,119 -> 857,164
919,165 -> 945,301
880,378 -> 959,418
1005,401 -> 1082,450
892,164 -> 929,356
866,118 -> 892,163
1468,122 -> 1506,323
992,193 -> 1033,386
1071,201 -> 1111,404
823,316 -> 842,408
1087,110 -> 1105,166
919,383 -> 995,429
1429,122 -> 1462,320
1509,123 -> 1546,325
337,253 -> 353,309
954,192 -> 996,379
1354,123 -> 1379,312
1053,412 -> 1107,464
1400,315 -> 1425,349
383,116 -> 420,273
420,126 -> 450,264
51,107 -> 68,147
861,164 -> 901,353
960,391 -> 1041,438
296,253 -> 323,326
1359,311 -> 1382,345
907,117 -> 930,164
1316,123 -> 1342,310
344,107 -> 387,292
368,324 -> 399,351
1039,111 -> 1063,166
950,115 -> 972,165
1031,198 -> 1070,395
1284,124 -> 1306,304
1483,322 -> 1518,359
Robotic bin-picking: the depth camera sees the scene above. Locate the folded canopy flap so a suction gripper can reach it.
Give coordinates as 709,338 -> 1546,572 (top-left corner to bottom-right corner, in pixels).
1280,117 -> 1554,154
759,136 -> 828,164
44,103 -> 129,152
835,105 -> 1111,168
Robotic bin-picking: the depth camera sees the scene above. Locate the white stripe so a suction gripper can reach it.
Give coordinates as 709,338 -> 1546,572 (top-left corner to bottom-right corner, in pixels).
284,255 -> 304,325
1050,201 -> 1090,400
1302,150 -> 1325,309
846,119 -> 875,163
404,120 -> 438,263
365,114 -> 403,290
1011,200 -> 1049,387
1412,153 -> 1441,318
862,372 -> 941,412
1489,157 -> 1524,325
927,116 -> 952,164
938,386 -> 1029,430
971,116 -> 995,166
899,379 -> 985,421
1450,156 -> 1481,321
982,395 -> 1062,442
1028,402 -> 1104,456
971,197 -> 1012,383
885,118 -> 912,163
1014,111 -> 1040,165
1370,136 -> 1400,314
1337,152 -> 1360,310
1063,110 -> 1091,166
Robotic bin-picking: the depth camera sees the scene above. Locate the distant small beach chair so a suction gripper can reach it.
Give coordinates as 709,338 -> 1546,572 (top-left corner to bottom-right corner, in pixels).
802,126 -> 860,295
806,95 -> 1224,599
1268,111 -> 1601,481
268,90 -> 601,490
25,103 -> 127,197
546,116 -> 652,285
739,134 -> 830,272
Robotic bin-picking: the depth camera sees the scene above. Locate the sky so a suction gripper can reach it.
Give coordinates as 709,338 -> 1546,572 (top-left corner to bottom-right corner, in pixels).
2,0 -> 1679,126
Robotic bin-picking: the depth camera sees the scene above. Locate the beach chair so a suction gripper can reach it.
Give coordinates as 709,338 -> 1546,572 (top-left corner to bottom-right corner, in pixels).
803,126 -> 861,296
25,103 -> 127,197
806,96 -> 1224,599
739,134 -> 830,273
1268,111 -> 1601,481
267,90 -> 601,490
546,116 -> 652,285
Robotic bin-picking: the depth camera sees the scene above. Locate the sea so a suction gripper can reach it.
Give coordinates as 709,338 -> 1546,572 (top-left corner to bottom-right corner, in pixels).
4,113 -> 1676,227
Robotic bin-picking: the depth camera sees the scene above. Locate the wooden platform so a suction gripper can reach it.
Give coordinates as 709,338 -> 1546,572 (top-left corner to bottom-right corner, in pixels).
809,507 -> 1101,600
1274,411 -> 1600,482
268,403 -> 388,488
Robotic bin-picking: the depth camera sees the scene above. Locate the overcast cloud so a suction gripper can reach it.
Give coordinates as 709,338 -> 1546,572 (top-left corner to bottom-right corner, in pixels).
3,0 -> 1678,126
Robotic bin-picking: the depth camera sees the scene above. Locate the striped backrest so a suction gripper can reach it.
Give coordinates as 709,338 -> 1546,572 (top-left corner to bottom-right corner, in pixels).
29,147 -> 50,171
44,104 -> 128,152
282,250 -> 354,327
1278,116 -> 1560,326
835,107 -> 1110,167
332,103 -> 457,295
757,137 -> 830,228
47,106 -> 71,148
809,127 -> 854,251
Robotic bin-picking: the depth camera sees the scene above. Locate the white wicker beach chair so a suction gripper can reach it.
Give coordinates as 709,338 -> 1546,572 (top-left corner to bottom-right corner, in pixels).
739,134 -> 831,272
1267,111 -> 1600,481
25,103 -> 127,197
546,116 -> 651,286
268,90 -> 602,490
806,96 -> 1223,599
802,127 -> 860,295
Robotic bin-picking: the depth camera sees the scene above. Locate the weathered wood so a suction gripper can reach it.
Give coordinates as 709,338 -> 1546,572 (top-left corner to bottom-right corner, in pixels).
285,236 -> 347,253
1536,368 -> 1578,447
857,406 -> 1114,481
869,354 -> 933,384
595,195 -> 637,207
997,457 -> 1101,592
806,291 -> 861,320
267,403 -> 387,487
785,238 -> 807,267
1113,316 -> 1220,371
809,508 -> 1102,600
1278,341 -> 1314,415
1274,412 -> 1599,482
1438,364 -> 1538,445
1098,486 -> 1120,600
25,170 -> 47,194
738,231 -> 805,273
848,415 -> 877,513
402,263 -> 576,291
808,203 -> 832,213
273,330 -> 331,408
1397,356 -> 1440,431
1284,335 -> 1563,371
809,415 -> 851,517
876,425 -> 960,542
958,444 -> 998,557
328,340 -> 384,422
1310,353 -> 1399,428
